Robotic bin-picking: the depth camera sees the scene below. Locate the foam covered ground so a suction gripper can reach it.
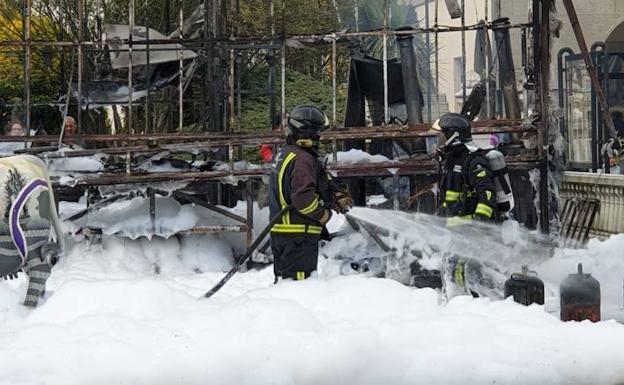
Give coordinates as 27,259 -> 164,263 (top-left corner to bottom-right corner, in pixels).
1,206 -> 624,385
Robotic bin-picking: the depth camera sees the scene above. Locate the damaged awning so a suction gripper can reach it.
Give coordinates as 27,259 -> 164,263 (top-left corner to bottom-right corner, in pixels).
104,24 -> 197,70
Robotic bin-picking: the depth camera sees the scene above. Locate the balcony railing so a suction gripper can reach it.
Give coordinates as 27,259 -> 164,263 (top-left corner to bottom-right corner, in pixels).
561,171 -> 624,238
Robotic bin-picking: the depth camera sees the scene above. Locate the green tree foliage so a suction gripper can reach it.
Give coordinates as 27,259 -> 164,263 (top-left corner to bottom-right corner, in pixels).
235,0 -> 340,37
0,8 -> 62,131
0,0 -> 430,136
237,67 -> 346,132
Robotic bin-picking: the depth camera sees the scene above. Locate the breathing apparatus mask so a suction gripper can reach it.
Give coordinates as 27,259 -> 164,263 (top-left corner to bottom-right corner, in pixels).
431,113 -> 473,160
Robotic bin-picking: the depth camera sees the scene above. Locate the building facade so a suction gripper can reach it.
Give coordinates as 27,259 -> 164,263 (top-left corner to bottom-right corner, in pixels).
408,0 -> 624,169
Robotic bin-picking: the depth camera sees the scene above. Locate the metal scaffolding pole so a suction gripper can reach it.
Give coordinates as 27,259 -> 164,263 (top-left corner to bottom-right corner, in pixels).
383,0 -> 389,124
246,179 -> 253,246
229,48 -> 234,132
434,0 -> 440,118
535,0 -> 552,234
128,0 -> 135,134
179,6 -> 184,132
202,0 -> 209,132
271,0 -> 275,37
425,0 -> 432,122
236,52 -> 241,132
219,0 -> 226,134
280,0 -> 286,129
0,121 -> 528,144
493,0 -> 501,116
77,0 -> 83,133
206,0 -> 218,202
484,0 -> 491,118
461,0 -> 466,104
332,34 -> 337,126
268,0 -> 276,126
0,22 -> 537,50
355,0 -> 360,34
557,47 -> 573,138
145,0 -> 152,134
24,0 -> 31,133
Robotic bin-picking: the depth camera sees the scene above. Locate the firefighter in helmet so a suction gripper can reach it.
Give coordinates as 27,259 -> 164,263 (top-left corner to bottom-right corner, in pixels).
268,105 -> 352,281
432,112 -> 498,225
429,113 -> 501,297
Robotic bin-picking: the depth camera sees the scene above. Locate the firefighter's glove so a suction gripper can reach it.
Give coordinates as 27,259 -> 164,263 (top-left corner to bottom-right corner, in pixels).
436,146 -> 448,162
332,191 -> 353,214
602,137 -> 623,159
319,209 -> 332,225
321,227 -> 331,241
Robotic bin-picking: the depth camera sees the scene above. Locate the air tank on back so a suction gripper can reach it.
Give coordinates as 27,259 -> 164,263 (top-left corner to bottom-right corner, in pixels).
484,150 -> 515,213
560,263 -> 601,322
504,265 -> 544,306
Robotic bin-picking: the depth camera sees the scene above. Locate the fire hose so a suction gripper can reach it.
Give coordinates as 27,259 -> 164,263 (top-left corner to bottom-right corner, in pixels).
203,204 -> 293,299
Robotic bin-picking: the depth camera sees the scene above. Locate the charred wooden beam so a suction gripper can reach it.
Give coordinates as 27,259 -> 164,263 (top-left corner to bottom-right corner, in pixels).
60,151 -> 539,187
14,122 -> 534,160
0,119 -> 525,143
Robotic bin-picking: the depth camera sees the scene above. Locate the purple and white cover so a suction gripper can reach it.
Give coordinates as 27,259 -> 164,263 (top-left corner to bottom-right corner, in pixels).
9,178 -> 48,262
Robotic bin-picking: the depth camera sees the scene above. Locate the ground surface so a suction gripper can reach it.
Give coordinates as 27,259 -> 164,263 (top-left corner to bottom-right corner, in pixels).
1,206 -> 623,385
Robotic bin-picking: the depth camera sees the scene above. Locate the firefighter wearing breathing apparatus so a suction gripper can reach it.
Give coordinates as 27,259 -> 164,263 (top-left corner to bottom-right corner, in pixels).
432,112 -> 515,226
429,112 -> 516,297
269,105 -> 352,281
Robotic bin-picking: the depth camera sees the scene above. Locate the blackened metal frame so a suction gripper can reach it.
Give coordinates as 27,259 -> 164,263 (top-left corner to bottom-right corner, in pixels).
1,0 -> 554,236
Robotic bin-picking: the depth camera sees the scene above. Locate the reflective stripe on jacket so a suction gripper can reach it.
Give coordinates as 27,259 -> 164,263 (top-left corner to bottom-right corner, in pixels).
269,145 -> 328,235
440,149 -> 497,223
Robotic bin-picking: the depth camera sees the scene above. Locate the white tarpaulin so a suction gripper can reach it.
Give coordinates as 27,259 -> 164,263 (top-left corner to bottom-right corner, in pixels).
105,24 -> 198,70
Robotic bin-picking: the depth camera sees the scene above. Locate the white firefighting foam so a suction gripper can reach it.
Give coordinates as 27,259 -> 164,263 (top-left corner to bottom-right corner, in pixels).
0,204 -> 623,384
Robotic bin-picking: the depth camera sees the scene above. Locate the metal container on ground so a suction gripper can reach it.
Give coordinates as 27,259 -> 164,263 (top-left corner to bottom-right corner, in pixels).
504,265 -> 544,306
560,263 -> 601,322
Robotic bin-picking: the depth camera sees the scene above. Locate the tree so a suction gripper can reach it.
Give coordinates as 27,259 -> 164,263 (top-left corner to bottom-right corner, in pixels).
0,8 -> 61,131
0,0 -> 359,134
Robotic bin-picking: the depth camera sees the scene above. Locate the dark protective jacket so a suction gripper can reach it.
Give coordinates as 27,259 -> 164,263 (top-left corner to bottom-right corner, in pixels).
439,146 -> 498,224
269,144 -> 331,236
